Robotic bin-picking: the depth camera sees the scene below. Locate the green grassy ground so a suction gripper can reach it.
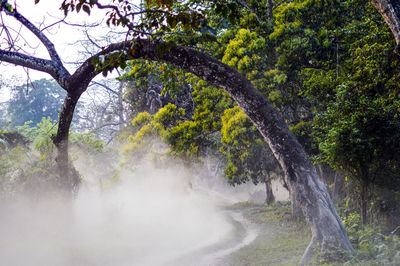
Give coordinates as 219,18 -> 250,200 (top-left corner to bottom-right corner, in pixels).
221,202 -> 311,266
219,201 -> 400,266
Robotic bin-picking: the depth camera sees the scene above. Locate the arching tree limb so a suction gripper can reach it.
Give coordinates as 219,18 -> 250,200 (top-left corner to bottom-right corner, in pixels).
125,39 -> 354,262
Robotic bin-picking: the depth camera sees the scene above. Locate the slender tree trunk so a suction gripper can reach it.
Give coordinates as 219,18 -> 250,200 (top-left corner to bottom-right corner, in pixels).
267,0 -> 273,21
265,179 -> 275,205
51,92 -> 81,194
332,171 -> 344,205
360,181 -> 369,225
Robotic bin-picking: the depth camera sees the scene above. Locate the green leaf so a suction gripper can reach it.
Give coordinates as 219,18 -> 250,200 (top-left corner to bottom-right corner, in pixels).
82,5 -> 91,15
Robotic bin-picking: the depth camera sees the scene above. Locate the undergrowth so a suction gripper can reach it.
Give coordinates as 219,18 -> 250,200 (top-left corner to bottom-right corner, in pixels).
340,212 -> 400,265
224,202 -> 400,265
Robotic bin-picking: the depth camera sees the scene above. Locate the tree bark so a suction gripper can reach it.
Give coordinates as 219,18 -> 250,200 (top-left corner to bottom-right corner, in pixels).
128,39 -> 354,261
370,0 -> 400,54
265,179 -> 275,205
51,92 -> 81,194
290,189 -> 303,218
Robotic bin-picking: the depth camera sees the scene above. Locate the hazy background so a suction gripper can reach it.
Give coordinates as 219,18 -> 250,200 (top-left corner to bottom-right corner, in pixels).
0,161 -> 240,266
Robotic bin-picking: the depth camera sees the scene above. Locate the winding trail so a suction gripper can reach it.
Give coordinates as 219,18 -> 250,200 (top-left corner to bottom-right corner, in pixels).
199,210 -> 259,265
166,186 -> 261,266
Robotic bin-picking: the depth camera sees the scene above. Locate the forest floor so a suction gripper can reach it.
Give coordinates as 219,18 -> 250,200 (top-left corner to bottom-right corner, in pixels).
217,201 -> 311,266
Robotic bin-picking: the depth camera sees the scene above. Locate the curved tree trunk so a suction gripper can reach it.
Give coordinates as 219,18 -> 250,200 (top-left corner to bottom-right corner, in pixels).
370,0 -> 400,54
127,39 -> 354,261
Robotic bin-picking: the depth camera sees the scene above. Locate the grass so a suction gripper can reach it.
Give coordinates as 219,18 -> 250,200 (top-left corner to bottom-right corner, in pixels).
221,201 -> 311,266
221,202 -> 400,266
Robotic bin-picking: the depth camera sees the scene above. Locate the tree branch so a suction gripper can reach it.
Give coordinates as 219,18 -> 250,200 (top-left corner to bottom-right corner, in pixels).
67,41 -> 130,94
2,5 -> 64,65
1,2 -> 71,86
0,49 -> 55,75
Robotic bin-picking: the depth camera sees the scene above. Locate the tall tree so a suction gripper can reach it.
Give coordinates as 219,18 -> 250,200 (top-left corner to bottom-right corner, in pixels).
0,0 -> 357,261
7,79 -> 66,127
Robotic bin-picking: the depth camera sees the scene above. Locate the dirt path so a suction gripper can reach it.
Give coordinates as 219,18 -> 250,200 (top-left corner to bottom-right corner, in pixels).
165,208 -> 261,266
199,210 -> 260,265
163,184 -> 267,266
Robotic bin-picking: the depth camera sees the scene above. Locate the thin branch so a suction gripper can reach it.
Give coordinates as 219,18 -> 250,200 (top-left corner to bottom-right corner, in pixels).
235,0 -> 262,23
3,7 -> 63,65
90,80 -> 119,95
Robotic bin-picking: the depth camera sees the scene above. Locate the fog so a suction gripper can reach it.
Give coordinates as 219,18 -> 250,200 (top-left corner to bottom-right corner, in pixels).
0,162 -> 242,266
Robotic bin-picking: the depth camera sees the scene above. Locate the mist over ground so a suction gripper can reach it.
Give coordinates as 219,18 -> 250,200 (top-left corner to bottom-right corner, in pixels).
0,160 -> 261,266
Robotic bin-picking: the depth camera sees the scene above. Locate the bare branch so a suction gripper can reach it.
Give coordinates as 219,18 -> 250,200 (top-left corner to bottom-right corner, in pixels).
90,80 -> 119,95
2,6 -> 63,65
0,48 -> 71,87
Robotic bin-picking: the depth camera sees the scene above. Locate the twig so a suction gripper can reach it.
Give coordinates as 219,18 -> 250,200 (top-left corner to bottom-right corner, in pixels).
391,226 -> 400,235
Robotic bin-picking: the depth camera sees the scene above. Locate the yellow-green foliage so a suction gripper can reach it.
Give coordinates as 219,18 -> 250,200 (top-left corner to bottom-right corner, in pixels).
221,106 -> 255,147
131,112 -> 152,130
153,103 -> 185,128
164,120 -> 203,160
70,132 -> 104,153
220,106 -> 275,185
122,104 -> 185,163
222,28 -> 266,74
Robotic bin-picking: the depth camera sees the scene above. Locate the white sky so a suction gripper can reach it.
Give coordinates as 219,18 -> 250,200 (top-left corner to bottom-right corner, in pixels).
0,0 -> 122,102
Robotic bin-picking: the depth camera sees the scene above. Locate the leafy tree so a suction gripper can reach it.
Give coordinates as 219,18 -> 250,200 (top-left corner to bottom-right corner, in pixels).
221,106 -> 279,204
268,0 -> 400,227
0,117 -> 106,198
7,79 -> 66,127
312,1 -> 400,224
121,103 -> 186,166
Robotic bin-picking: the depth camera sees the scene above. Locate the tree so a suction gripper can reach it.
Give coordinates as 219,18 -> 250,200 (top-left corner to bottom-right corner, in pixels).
271,0 -> 400,226
311,1 -> 400,224
221,106 -> 279,204
77,78 -> 128,142
7,79 -> 66,127
0,0 -> 355,261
